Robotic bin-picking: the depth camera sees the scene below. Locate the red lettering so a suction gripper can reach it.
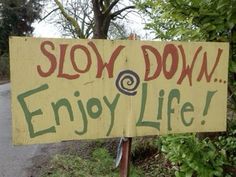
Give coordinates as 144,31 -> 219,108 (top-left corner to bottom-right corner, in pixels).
37,41 -> 57,77
163,44 -> 178,79
197,48 -> 223,82
88,41 -> 125,78
57,44 -> 79,80
70,45 -> 91,73
141,45 -> 162,81
37,40 -> 222,85
177,46 -> 202,86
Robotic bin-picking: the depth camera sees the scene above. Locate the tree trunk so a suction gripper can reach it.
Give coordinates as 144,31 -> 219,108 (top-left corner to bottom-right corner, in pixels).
92,0 -> 111,39
93,13 -> 108,39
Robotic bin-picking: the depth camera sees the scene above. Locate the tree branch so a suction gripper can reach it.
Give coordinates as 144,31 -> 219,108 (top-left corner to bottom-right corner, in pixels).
85,23 -> 94,38
111,5 -> 135,18
104,0 -> 119,16
115,10 -> 137,20
54,0 -> 85,38
39,8 -> 59,22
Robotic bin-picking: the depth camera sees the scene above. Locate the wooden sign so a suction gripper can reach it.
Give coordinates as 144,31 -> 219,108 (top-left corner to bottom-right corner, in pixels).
10,37 -> 229,145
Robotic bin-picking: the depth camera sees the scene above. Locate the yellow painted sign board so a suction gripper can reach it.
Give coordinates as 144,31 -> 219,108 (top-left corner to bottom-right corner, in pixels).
10,37 -> 229,145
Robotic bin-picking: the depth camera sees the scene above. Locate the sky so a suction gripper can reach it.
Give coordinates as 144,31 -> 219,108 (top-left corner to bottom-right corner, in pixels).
32,1 -> 154,39
33,20 -> 61,38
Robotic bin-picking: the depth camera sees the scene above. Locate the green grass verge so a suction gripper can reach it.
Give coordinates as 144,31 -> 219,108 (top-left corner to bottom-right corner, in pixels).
40,148 -> 143,177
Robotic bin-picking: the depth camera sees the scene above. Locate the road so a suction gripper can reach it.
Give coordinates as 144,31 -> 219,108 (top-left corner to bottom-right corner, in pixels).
0,83 -> 42,177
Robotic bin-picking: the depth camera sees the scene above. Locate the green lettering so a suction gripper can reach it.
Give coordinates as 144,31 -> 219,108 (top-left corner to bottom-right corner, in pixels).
181,102 -> 194,126
157,89 -> 164,120
203,90 -> 217,116
51,98 -> 74,125
87,98 -> 102,119
74,91 -> 87,135
17,84 -> 56,138
136,83 -> 160,130
167,89 -> 180,131
103,94 -> 120,136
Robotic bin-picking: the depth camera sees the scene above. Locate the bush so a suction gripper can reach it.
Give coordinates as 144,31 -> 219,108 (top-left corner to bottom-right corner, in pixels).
160,134 -> 225,177
159,118 -> 236,177
0,53 -> 9,79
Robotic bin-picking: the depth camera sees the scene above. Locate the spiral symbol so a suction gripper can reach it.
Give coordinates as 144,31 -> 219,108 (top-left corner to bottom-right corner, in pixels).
115,70 -> 140,96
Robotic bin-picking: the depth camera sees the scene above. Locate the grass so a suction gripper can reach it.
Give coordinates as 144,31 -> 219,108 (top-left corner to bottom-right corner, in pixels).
38,137 -> 176,177
40,148 -> 143,177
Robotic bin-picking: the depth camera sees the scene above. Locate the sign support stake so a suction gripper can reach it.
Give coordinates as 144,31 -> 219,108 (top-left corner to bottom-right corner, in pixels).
119,34 -> 137,177
119,137 -> 132,177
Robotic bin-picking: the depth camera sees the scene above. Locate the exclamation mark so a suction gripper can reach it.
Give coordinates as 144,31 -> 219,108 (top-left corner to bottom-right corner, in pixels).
201,90 -> 217,125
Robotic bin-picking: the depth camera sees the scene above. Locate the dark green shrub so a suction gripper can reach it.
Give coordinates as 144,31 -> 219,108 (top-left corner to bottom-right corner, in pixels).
159,120 -> 236,177
0,54 -> 9,79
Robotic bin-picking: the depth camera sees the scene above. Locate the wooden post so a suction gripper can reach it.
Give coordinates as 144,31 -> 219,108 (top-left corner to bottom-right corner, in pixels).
119,33 -> 137,177
120,138 -> 132,177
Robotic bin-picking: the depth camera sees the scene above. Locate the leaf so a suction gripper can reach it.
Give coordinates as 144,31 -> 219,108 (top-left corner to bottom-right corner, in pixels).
229,60 -> 236,72
217,0 -> 230,10
228,12 -> 236,24
185,170 -> 193,177
202,23 -> 216,31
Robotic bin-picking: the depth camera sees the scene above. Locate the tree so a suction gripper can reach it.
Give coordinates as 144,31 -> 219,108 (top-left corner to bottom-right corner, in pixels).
0,0 -> 44,54
50,0 -> 130,39
53,0 -> 135,39
48,0 -> 93,38
0,0 -> 44,78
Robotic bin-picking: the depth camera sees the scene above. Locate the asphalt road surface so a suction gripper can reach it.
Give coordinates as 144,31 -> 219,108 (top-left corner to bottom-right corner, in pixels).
0,83 -> 42,177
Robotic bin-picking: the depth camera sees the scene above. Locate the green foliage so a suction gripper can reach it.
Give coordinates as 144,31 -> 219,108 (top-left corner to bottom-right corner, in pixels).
40,148 -> 117,177
136,0 -> 236,41
0,0 -> 44,79
40,148 -> 143,177
159,120 -> 236,177
0,0 -> 43,53
91,148 -> 117,175
215,118 -> 236,176
0,54 -> 9,79
160,134 -> 225,177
